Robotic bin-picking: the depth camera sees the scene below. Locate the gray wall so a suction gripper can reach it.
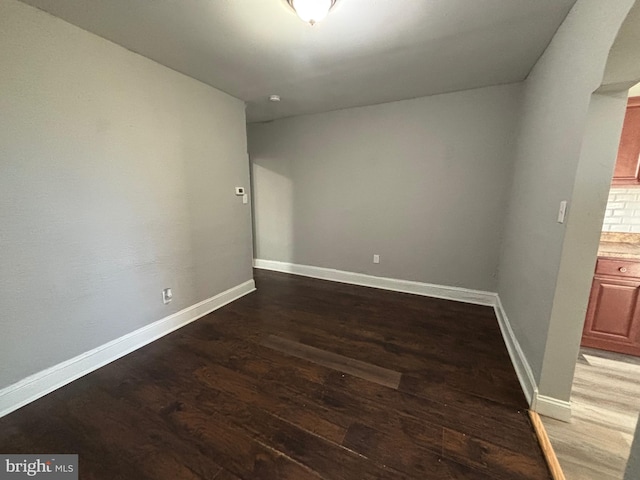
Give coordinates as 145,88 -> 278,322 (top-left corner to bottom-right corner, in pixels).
249,84 -> 521,292
539,92 -> 629,401
0,0 -> 253,389
496,0 -> 635,385
626,418 -> 640,479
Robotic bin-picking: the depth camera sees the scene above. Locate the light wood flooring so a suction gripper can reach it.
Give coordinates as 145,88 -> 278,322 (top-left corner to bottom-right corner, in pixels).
543,347 -> 640,480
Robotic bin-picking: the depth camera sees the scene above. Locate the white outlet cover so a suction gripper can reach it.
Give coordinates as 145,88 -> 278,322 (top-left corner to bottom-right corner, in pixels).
162,288 -> 173,304
557,201 -> 568,223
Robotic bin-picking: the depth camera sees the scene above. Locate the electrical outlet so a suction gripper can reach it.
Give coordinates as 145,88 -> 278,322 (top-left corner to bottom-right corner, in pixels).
373,254 -> 380,264
162,288 -> 173,305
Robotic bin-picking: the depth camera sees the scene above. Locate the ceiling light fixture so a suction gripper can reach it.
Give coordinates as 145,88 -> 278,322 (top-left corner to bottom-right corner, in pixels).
269,95 -> 281,102
286,0 -> 337,26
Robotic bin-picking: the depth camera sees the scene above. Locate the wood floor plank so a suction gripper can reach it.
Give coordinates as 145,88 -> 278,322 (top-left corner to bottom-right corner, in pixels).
191,360 -> 349,444
0,388 -> 153,479
64,389 -> 221,480
105,372 -> 325,480
261,334 -> 402,389
0,269 -> 550,480
174,327 -> 537,457
326,370 -> 539,454
176,314 -> 544,479
226,299 -> 516,373
177,328 -> 332,387
105,342 -> 350,447
100,355 -> 407,480
205,305 -> 526,409
342,422 -> 499,480
214,470 -> 243,480
442,427 -> 552,480
219,299 -> 526,408
177,320 -> 530,447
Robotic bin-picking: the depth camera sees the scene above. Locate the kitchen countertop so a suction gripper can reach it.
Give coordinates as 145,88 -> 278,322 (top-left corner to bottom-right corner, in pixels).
598,232 -> 640,260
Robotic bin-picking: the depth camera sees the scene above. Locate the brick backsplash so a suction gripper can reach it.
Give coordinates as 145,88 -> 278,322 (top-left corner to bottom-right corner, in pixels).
603,187 -> 640,233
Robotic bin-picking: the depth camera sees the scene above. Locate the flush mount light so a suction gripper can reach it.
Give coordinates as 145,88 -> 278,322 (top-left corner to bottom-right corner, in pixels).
269,95 -> 281,102
286,0 -> 337,26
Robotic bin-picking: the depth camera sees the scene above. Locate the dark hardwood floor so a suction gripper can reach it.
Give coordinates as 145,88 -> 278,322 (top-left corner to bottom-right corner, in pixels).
0,270 -> 551,479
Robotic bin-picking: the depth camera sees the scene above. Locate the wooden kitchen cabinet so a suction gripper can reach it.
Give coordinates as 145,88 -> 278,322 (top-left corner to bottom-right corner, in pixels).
582,257 -> 640,356
612,97 -> 640,185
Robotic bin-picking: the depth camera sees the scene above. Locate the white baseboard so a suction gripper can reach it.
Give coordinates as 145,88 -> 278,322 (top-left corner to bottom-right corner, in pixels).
253,259 -> 497,306
532,393 -> 572,422
493,296 -> 538,407
494,297 -> 572,421
0,279 -> 256,419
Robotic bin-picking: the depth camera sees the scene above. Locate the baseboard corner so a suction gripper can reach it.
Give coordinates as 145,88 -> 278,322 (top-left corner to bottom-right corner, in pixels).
533,393 -> 572,423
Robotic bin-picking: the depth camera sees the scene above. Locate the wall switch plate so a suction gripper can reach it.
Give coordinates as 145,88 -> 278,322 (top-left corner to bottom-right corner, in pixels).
235,187 -> 245,196
557,201 -> 568,223
242,193 -> 248,204
373,254 -> 380,264
162,288 -> 173,305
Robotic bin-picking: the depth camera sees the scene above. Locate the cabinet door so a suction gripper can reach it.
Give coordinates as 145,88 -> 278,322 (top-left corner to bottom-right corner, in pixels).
582,275 -> 640,356
612,97 -> 640,185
